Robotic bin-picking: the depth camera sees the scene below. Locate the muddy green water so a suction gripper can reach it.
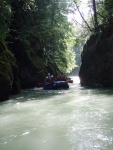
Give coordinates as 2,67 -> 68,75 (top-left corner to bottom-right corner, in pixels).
0,77 -> 113,150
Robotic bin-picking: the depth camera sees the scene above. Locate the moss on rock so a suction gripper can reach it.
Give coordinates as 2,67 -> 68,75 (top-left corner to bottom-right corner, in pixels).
0,41 -> 21,101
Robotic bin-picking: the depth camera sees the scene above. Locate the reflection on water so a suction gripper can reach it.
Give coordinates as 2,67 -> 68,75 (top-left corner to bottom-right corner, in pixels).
0,76 -> 113,150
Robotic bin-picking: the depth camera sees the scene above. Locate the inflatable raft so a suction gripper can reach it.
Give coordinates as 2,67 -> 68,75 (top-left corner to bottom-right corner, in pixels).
43,81 -> 69,90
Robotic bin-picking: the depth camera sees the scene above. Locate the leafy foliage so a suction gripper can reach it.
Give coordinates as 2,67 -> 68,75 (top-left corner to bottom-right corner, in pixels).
2,0 -> 76,74
0,0 -> 12,41
88,0 -> 113,31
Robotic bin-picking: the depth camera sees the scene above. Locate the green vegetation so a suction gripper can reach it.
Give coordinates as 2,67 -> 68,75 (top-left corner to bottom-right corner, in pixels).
0,0 -> 78,75
0,0 -> 12,41
79,0 -> 113,33
0,0 -> 113,74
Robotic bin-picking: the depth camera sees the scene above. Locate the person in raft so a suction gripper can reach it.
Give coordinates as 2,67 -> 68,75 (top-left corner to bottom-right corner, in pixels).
45,73 -> 54,84
57,74 -> 66,81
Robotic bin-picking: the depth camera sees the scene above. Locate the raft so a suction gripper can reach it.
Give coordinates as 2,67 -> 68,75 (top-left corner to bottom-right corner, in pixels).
37,82 -> 45,87
66,78 -> 73,83
57,77 -> 73,83
43,81 -> 69,90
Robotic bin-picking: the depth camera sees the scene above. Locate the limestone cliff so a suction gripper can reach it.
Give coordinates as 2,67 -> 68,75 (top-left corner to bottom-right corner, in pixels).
79,24 -> 113,87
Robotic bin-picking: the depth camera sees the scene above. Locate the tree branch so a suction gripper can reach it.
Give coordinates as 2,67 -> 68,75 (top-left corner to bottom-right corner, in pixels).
73,1 -> 92,32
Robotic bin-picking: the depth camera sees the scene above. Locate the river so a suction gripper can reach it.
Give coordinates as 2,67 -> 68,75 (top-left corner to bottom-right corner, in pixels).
0,76 -> 113,150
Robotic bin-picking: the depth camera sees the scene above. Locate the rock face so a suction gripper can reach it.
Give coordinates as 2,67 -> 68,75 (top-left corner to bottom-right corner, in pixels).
0,40 -> 47,101
79,25 -> 113,87
0,31 -> 59,101
19,54 -> 46,89
0,42 -> 20,100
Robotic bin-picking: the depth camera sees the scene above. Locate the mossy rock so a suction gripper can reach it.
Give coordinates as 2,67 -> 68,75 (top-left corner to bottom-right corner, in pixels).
20,50 -> 47,88
0,43 -> 13,100
0,41 -> 21,100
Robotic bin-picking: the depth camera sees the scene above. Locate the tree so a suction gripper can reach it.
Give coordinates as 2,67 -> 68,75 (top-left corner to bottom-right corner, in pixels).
6,0 -> 76,74
33,0 -> 76,73
92,0 -> 98,31
0,0 -> 12,41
